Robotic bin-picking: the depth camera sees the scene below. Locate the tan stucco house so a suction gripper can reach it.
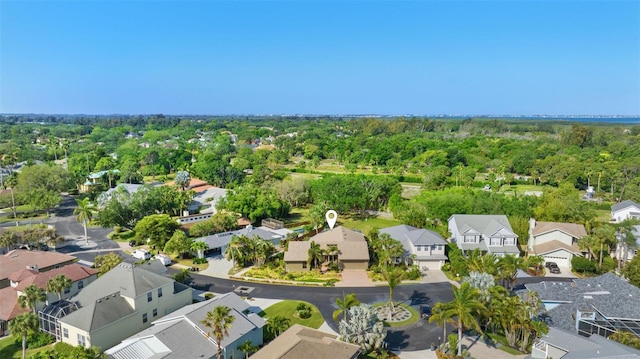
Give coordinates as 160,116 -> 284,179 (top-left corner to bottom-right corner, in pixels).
284,226 -> 370,271
54,263 -> 192,350
527,219 -> 587,268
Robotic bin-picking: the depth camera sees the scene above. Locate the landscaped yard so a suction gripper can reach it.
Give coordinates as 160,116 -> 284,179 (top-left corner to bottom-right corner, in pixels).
260,300 -> 324,329
371,302 -> 420,327
340,216 -> 402,235
244,267 -> 340,285
0,336 -> 55,359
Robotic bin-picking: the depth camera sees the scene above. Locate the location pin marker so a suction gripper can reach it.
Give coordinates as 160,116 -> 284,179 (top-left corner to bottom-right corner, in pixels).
325,210 -> 337,230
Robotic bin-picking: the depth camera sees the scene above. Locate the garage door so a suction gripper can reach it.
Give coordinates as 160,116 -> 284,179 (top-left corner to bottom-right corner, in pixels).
418,260 -> 443,270
543,255 -> 571,268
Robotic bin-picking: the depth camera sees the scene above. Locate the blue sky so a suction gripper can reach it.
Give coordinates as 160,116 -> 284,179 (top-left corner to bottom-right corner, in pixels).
1,1 -> 638,115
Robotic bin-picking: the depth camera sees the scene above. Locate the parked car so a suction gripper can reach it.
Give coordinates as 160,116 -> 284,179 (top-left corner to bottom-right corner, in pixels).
154,254 -> 172,266
129,240 -> 138,247
546,262 -> 561,274
420,305 -> 432,319
132,249 -> 152,260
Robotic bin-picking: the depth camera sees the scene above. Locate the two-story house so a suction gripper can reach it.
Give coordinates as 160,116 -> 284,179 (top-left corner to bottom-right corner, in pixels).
527,219 -> 587,268
611,200 -> 640,223
448,214 -> 519,257
379,224 -> 448,270
52,263 -> 192,350
106,292 -> 265,359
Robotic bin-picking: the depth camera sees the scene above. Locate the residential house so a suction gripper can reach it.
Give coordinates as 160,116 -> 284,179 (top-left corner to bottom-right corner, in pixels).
531,327 -> 640,359
252,324 -> 360,359
448,215 -> 520,257
611,200 -> 640,223
283,226 -> 370,272
521,273 -> 640,339
80,170 -> 120,193
0,264 -> 97,337
53,263 -> 192,350
166,178 -> 228,216
0,249 -> 77,288
379,224 -> 448,270
527,219 -> 588,268
105,292 -> 264,359
195,224 -> 292,256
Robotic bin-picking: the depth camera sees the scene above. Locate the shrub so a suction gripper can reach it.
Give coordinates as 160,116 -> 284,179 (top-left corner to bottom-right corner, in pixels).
323,278 -> 338,287
53,342 -> 75,357
16,331 -> 54,349
601,256 -> 616,273
296,302 -> 310,311
406,265 -> 421,280
572,256 -> 597,273
193,257 -> 207,265
204,292 -> 215,300
298,309 -> 312,319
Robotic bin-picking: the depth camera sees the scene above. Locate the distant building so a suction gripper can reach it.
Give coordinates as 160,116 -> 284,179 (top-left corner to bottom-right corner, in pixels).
611,200 -> 640,223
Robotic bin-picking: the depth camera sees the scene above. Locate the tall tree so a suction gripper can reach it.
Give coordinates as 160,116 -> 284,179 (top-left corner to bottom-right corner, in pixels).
434,282 -> 485,356
201,305 -> 236,359
164,230 -> 192,259
174,170 -> 191,191
380,266 -> 406,320
94,253 -> 123,275
74,197 -> 96,244
333,293 -> 361,322
133,214 -> 179,250
266,315 -> 291,338
46,274 -> 72,301
0,230 -> 18,252
18,284 -> 47,314
308,241 -> 323,272
9,313 -> 39,359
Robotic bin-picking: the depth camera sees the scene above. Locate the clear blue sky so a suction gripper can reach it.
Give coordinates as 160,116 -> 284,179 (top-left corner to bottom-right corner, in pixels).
1,1 -> 639,115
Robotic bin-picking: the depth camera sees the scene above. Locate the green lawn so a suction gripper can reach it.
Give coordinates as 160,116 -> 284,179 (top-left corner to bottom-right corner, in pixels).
0,336 -> 55,359
260,300 -> 324,329
340,216 -> 402,235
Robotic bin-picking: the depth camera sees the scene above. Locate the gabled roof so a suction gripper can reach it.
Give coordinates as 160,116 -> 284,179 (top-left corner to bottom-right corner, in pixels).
196,225 -> 286,249
71,263 -> 181,305
539,327 -> 640,359
14,264 -> 97,291
0,286 -> 29,321
612,200 -> 640,213
533,221 -> 587,239
284,241 -> 310,262
308,226 -> 366,246
284,227 -> 370,263
59,292 -> 135,331
380,224 -> 447,246
252,324 -> 360,359
0,250 -> 76,281
449,214 -> 517,238
522,273 -> 640,332
109,292 -> 265,356
533,240 -> 583,256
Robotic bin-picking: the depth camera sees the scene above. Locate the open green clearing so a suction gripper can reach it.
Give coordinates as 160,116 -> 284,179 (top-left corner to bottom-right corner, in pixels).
339,216 -> 402,235
0,336 -> 55,359
260,300 -> 324,329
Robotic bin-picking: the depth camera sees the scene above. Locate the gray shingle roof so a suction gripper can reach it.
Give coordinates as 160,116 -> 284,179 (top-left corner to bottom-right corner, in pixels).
380,224 -> 447,257
540,327 -> 640,359
450,214 -> 516,237
612,200 -> 640,213
72,263 -> 175,305
196,225 -> 285,249
60,293 -> 135,331
522,273 -> 640,332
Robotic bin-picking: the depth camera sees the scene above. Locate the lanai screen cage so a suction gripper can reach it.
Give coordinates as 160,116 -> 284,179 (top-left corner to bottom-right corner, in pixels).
39,300 -> 79,340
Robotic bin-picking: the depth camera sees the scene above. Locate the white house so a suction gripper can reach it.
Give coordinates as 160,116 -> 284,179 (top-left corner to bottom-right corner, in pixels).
448,214 -> 519,257
106,292 -> 265,359
379,224 -> 448,270
527,219 -> 587,268
611,200 -> 640,223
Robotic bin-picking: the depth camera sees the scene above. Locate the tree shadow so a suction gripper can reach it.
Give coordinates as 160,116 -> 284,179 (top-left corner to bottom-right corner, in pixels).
408,290 -> 431,306
385,329 -> 411,350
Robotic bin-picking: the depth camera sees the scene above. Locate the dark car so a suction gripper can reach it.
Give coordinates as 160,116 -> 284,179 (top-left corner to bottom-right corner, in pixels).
546,262 -> 561,274
420,305 -> 432,319
129,240 -> 137,247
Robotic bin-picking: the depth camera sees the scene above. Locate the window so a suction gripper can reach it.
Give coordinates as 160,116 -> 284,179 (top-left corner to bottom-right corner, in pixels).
504,238 -> 515,246
77,334 -> 86,347
417,246 -> 422,251
302,262 -> 307,269
147,292 -> 152,302
153,308 -> 158,317
143,313 -> 148,323
437,245 -> 443,251
157,288 -> 163,298
463,236 -> 477,243
78,281 -> 84,290
63,328 -> 69,338
489,237 -> 501,246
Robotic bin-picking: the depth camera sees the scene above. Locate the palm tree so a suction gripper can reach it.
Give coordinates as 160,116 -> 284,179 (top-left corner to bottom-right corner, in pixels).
617,219 -> 640,271
191,240 -> 209,259
225,236 -> 244,268
46,274 -> 72,301
591,224 -> 616,269
381,266 -> 406,321
238,339 -> 257,359
333,293 -> 361,322
497,255 -> 524,290
435,282 -> 485,356
429,302 -> 452,350
308,241 -> 323,272
327,244 -> 339,265
18,284 -> 47,314
9,313 -> 39,359
201,305 -> 236,359
174,170 -> 191,191
267,315 -> 291,337
0,231 -> 18,252
74,197 -> 95,244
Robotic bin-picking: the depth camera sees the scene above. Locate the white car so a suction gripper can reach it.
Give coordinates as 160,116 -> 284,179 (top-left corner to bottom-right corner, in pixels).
132,249 -> 152,260
154,254 -> 172,266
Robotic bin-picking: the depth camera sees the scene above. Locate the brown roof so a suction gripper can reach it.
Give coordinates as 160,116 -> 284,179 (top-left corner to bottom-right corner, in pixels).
166,178 -> 209,190
0,287 -> 28,321
14,264 -> 98,291
284,241 -> 310,262
533,222 -> 587,239
338,241 -> 370,261
8,269 -> 38,282
0,250 -> 76,281
533,240 -> 584,256
309,226 -> 366,246
251,324 -> 360,359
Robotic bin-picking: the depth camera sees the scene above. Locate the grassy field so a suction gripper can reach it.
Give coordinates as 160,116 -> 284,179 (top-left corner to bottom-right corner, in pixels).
339,216 -> 402,235
0,336 -> 54,359
260,300 -> 324,329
